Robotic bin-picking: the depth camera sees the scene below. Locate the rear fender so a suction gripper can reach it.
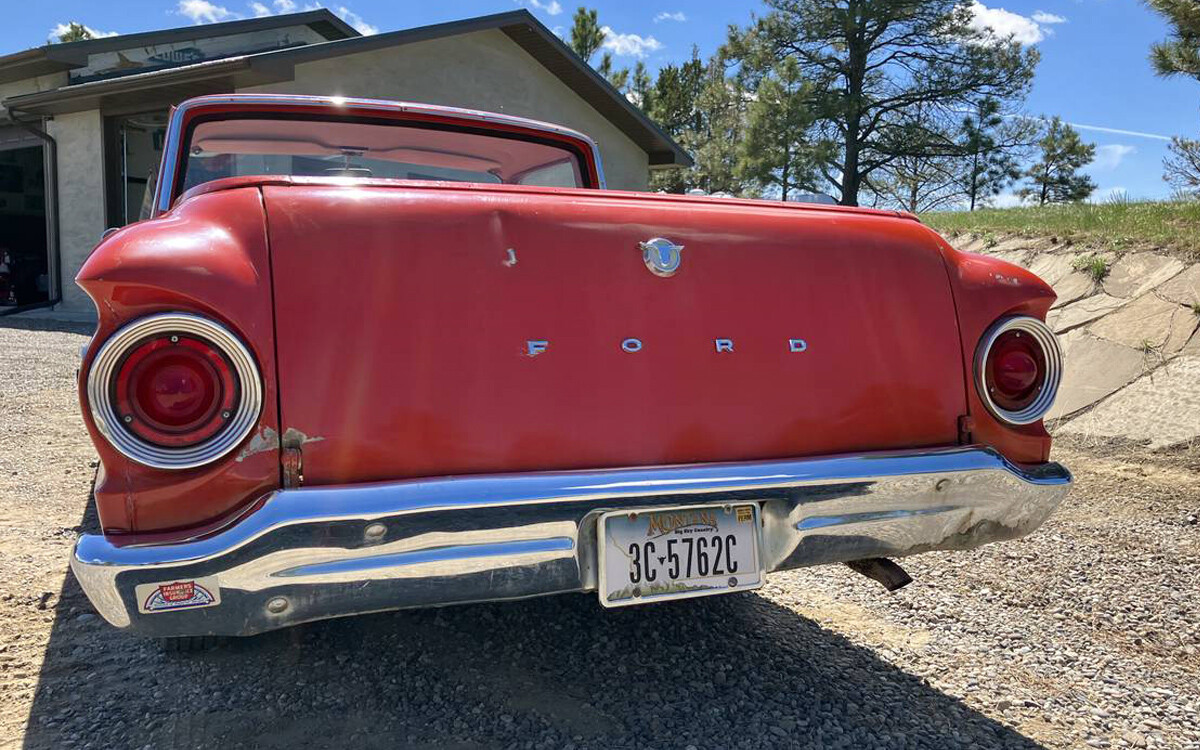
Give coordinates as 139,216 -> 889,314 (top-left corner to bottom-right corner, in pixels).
76,188 -> 281,534
927,231 -> 1057,464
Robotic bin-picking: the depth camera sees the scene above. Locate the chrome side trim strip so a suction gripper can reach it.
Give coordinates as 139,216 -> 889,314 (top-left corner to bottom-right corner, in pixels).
71,446 -> 1070,635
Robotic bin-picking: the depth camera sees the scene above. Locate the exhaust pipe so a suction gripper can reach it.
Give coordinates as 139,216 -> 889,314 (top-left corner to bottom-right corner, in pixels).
846,558 -> 912,591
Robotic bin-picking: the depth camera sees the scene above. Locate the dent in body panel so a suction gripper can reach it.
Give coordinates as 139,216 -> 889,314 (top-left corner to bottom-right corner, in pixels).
265,184 -> 968,485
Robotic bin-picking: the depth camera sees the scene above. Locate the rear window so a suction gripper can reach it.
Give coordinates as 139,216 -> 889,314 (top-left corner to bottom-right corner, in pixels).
179,115 -> 588,193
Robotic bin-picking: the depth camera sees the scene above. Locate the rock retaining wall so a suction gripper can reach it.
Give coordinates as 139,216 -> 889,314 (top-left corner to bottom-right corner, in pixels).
952,235 -> 1200,449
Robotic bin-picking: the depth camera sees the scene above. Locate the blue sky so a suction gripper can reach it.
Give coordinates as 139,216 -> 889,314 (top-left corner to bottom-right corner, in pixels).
4,0 -> 1198,202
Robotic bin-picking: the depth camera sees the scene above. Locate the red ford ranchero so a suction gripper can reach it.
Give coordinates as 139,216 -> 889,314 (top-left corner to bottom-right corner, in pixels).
70,94 -> 1071,647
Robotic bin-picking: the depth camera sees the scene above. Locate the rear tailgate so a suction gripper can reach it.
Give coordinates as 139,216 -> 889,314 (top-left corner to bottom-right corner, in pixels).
264,184 -> 965,484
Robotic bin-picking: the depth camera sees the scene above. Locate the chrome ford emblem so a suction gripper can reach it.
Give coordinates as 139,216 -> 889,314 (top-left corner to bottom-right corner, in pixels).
640,237 -> 684,278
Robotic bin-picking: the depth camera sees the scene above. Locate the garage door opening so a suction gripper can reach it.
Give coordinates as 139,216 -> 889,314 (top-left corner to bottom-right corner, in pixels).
0,144 -> 48,310
107,111 -> 168,227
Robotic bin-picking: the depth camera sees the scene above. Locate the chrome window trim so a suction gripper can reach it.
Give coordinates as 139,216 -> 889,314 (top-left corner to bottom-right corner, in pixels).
152,94 -> 607,215
974,316 -> 1063,425
85,312 -> 263,470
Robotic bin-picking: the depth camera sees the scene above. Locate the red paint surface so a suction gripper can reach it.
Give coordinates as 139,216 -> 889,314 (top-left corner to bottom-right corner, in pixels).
264,182 -> 968,485
923,229 -> 1056,464
76,188 -> 281,533
78,179 -> 1057,536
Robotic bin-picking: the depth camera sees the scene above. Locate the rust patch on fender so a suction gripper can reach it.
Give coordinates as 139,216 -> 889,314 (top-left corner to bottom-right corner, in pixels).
281,427 -> 325,450
236,426 -> 279,462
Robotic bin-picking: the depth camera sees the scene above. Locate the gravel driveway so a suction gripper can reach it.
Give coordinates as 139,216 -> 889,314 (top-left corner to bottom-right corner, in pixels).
1,320 -> 1198,750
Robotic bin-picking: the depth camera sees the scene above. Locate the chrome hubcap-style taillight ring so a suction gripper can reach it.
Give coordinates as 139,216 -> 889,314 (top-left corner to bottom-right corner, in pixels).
974,316 -> 1063,426
86,313 -> 262,470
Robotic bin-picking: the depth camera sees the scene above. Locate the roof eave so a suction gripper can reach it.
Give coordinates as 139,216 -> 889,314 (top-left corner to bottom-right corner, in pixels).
1,9 -> 693,168
0,9 -> 357,86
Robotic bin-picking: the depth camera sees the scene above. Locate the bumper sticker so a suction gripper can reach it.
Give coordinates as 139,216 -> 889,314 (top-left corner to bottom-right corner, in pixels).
136,577 -> 221,614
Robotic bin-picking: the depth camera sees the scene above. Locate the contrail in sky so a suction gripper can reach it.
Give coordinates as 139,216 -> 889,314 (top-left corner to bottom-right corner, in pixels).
1008,115 -> 1172,141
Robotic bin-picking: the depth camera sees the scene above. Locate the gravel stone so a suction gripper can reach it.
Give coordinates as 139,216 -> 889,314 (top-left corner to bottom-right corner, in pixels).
1,320 -> 1199,750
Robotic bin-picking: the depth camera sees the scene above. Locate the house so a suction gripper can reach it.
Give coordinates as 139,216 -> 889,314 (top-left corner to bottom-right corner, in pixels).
0,9 -> 689,315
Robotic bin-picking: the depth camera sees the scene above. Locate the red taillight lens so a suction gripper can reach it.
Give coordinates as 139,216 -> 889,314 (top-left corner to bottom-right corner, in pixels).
975,317 -> 1062,426
986,330 -> 1045,411
114,336 -> 239,447
87,313 -> 263,469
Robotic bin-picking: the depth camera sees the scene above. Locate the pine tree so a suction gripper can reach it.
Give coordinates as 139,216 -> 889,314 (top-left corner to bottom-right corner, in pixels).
727,0 -> 1038,206
1164,137 -> 1200,195
647,49 -> 707,193
737,58 -> 818,200
630,62 -> 653,109
959,98 -> 1034,210
1147,0 -> 1200,80
1019,117 -> 1097,205
597,53 -> 629,92
568,7 -> 604,63
57,22 -> 94,43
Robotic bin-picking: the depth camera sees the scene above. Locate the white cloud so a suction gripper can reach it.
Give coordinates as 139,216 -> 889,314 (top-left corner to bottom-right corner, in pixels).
1031,11 -> 1066,24
601,26 -> 662,58
1093,144 -> 1136,171
520,0 -> 563,15
333,5 -> 377,34
988,192 -> 1030,209
969,2 -> 1047,45
177,0 -> 237,23
241,0 -> 377,34
48,22 -> 119,41
654,11 -> 686,22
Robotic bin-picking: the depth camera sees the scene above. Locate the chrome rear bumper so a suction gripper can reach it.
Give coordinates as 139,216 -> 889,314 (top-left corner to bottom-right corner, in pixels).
71,446 -> 1070,637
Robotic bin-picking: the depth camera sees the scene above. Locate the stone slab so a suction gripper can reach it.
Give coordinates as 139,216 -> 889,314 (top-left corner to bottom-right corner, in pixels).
991,249 -> 1031,267
991,238 -> 1038,257
1045,331 -> 1147,420
1184,329 -> 1200,356
1102,252 -> 1186,299
1057,356 -> 1200,448
1156,263 -> 1200,307
1050,272 -> 1099,309
1027,253 -> 1076,286
1088,293 -> 1199,355
1048,293 -> 1126,332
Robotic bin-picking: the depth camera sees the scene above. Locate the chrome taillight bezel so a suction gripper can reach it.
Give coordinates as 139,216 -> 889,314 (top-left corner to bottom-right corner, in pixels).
86,313 -> 262,470
974,316 -> 1063,426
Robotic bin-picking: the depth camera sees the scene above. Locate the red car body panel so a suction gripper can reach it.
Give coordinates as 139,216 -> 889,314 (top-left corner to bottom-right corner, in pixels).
76,188 -> 282,534
927,232 -> 1056,463
264,182 -> 966,486
74,100 -> 1056,537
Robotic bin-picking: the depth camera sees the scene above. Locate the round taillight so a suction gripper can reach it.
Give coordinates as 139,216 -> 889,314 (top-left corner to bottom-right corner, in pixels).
975,317 -> 1062,425
113,336 -> 238,447
86,313 -> 262,469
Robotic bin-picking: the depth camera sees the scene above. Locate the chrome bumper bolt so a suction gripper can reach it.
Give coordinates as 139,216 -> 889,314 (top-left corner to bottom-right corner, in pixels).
364,523 -> 387,542
266,597 -> 289,614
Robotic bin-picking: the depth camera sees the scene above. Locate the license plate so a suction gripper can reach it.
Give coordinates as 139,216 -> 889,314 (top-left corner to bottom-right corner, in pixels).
598,503 -> 763,607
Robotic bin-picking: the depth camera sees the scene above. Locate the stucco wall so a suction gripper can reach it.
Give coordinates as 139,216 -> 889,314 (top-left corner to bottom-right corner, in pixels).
48,109 -> 105,313
237,29 -> 650,191
0,71 -> 70,107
